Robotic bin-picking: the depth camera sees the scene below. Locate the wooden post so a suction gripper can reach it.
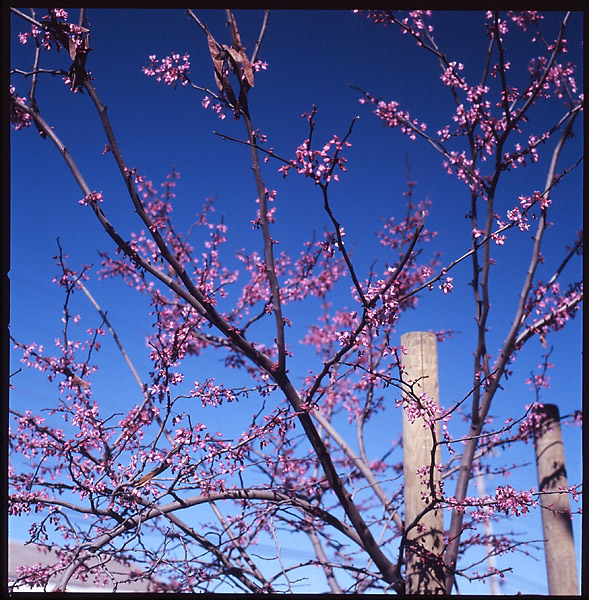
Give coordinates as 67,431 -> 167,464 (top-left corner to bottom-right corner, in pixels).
401,332 -> 445,594
533,403 -> 579,595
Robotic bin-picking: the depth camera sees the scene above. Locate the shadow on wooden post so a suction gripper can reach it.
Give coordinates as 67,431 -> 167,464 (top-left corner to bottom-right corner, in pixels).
401,331 -> 445,594
533,403 -> 579,595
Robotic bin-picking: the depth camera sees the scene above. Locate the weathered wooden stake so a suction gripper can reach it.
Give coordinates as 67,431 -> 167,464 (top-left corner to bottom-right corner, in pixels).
401,331 -> 444,594
533,403 -> 579,595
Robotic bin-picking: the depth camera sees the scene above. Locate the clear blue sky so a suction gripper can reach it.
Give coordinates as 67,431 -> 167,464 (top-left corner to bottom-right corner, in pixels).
10,9 -> 582,594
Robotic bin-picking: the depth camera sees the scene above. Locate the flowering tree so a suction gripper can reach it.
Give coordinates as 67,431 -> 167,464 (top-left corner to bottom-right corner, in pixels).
9,8 -> 582,594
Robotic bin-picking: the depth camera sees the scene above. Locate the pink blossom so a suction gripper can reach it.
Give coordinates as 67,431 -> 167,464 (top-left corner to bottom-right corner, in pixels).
252,60 -> 268,72
201,95 -> 226,120
278,110 -> 352,185
360,94 -> 427,141
491,232 -> 506,245
440,61 -> 466,89
9,87 -> 32,131
79,191 -> 104,206
143,53 -> 191,88
508,10 -> 544,31
439,276 -> 454,294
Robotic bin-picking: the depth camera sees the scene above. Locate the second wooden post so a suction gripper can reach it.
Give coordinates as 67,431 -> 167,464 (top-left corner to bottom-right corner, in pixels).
533,403 -> 579,595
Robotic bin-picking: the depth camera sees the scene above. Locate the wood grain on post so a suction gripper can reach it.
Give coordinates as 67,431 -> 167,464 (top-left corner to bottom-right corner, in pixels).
534,403 -> 579,595
400,331 -> 444,594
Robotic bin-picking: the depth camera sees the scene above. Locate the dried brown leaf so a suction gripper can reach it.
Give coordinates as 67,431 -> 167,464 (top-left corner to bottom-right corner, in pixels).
240,50 -> 255,88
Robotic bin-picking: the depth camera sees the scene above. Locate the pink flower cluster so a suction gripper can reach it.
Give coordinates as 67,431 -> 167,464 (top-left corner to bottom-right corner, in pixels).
277,110 -> 351,185
360,96 -> 427,141
526,371 -> 552,391
439,276 -> 453,295
18,8 -> 68,52
355,10 -> 434,42
9,86 -> 32,131
445,484 -> 538,521
519,190 -> 550,212
278,135 -> 351,185
357,10 -> 582,215
397,392 -> 442,428
521,279 -> 583,344
79,191 -> 103,206
201,96 -> 226,120
494,485 -> 537,517
440,61 -> 466,89
528,56 -> 579,101
48,8 -> 68,19
14,314 -> 99,399
507,10 -> 544,32
502,133 -> 546,170
189,379 -> 237,408
252,60 -> 268,72
143,53 -> 191,88
442,151 -> 485,196
18,9 -> 87,60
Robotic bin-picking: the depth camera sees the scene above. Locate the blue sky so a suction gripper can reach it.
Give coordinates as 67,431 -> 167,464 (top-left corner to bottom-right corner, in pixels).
10,9 -> 582,594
